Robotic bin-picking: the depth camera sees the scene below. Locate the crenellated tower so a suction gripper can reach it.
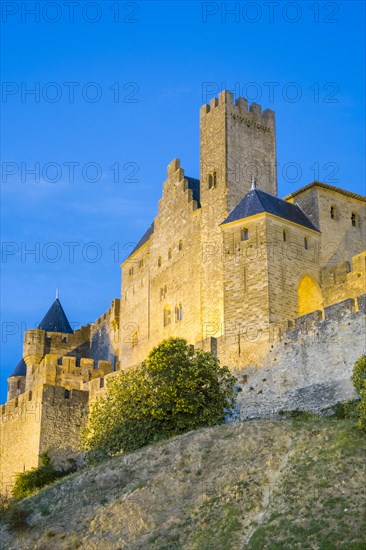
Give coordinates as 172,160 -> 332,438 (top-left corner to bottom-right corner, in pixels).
200,90 -> 277,214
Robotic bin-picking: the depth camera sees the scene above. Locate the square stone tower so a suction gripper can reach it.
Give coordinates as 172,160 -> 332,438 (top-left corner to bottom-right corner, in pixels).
199,90 -> 277,338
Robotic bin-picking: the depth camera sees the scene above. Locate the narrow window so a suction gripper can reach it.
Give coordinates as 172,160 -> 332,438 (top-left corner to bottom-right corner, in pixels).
28,391 -> 32,401
129,267 -> 134,276
160,287 -> 164,301
100,378 -> 104,388
330,205 -> 335,219
208,174 -> 213,189
64,389 -> 70,399
175,303 -> 183,322
16,379 -> 21,390
304,237 -> 308,250
212,171 -> 217,188
351,212 -> 357,227
178,239 -> 183,251
241,228 -> 249,241
168,248 -> 172,260
62,337 -> 67,343
283,230 -> 287,242
163,306 -> 171,327
138,259 -> 144,268
158,256 -> 162,267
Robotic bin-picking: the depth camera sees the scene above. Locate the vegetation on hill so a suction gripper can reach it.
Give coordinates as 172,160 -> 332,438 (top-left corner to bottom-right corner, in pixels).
1,418 -> 365,549
82,338 -> 236,460
11,452 -> 76,501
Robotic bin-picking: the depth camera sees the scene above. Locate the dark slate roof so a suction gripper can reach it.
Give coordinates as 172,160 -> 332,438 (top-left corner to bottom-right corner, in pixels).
186,176 -> 201,206
128,221 -> 155,259
9,358 -> 26,378
221,188 -> 320,231
38,298 -> 74,334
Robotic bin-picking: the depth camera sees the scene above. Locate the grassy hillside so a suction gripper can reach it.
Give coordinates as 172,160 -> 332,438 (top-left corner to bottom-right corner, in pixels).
1,418 -> 365,549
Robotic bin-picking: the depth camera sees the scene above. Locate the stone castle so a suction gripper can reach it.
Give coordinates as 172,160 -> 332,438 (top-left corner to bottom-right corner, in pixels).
1,90 -> 365,493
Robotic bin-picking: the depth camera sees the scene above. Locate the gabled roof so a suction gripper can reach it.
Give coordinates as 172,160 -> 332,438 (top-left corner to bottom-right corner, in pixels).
9,358 -> 26,378
284,181 -> 366,202
38,298 -> 74,334
221,188 -> 320,232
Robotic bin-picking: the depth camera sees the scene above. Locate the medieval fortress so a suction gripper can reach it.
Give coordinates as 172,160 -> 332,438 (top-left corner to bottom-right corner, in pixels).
1,91 -> 365,492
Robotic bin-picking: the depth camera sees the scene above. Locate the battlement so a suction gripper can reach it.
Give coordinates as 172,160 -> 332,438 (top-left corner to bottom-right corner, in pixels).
93,299 -> 120,329
280,295 -> 363,343
200,90 -> 275,129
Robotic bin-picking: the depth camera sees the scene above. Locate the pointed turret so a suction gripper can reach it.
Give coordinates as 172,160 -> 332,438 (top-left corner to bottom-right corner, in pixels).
38,297 -> 74,334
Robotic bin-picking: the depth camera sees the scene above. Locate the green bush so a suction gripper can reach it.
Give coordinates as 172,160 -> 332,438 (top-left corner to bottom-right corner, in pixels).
333,400 -> 360,420
351,355 -> 366,432
12,452 -> 76,500
82,338 -> 236,459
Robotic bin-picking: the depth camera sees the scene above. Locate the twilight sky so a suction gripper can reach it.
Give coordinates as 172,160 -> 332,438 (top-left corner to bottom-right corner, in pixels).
1,0 -> 365,403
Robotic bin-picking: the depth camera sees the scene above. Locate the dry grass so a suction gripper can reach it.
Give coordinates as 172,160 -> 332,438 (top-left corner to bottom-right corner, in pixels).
0,418 -> 365,549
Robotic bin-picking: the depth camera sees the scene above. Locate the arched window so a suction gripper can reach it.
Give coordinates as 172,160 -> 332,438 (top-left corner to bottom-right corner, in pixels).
351,212 -> 357,227
330,205 -> 336,219
163,306 -> 171,327
241,228 -> 249,241
304,237 -> 308,250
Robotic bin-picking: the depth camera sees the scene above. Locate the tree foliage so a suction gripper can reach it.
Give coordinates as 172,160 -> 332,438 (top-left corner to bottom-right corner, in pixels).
82,338 -> 236,459
351,355 -> 366,432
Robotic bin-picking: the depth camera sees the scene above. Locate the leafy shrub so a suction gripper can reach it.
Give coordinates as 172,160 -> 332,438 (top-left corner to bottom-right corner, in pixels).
333,400 -> 360,420
351,355 -> 366,432
12,452 -> 76,500
352,355 -> 366,395
82,338 -> 236,459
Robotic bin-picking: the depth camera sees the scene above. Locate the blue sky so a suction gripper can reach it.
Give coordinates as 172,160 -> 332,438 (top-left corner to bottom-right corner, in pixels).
1,0 -> 365,402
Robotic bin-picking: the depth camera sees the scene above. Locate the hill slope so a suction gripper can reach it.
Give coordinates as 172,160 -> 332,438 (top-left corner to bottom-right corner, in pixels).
1,419 -> 365,549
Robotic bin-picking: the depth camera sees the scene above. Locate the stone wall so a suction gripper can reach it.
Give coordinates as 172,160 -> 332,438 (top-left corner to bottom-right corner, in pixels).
38,385 -> 88,470
0,384 -> 88,493
230,295 -> 366,419
321,251 -> 366,307
0,388 -> 43,493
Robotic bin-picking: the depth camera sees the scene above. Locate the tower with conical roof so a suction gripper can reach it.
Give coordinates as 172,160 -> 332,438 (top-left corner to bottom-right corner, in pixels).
7,296 -> 74,401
